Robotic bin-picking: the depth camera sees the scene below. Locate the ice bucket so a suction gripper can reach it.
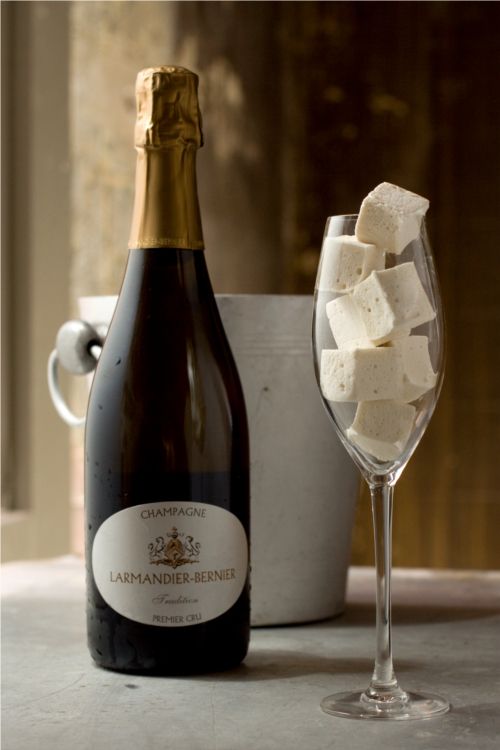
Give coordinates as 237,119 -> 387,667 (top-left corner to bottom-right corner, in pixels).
49,294 -> 359,625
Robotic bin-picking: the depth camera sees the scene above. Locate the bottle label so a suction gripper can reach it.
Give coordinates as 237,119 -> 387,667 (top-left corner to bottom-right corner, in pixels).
92,501 -> 248,627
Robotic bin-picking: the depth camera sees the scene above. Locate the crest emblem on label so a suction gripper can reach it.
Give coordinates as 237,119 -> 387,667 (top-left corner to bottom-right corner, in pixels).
148,527 -> 201,568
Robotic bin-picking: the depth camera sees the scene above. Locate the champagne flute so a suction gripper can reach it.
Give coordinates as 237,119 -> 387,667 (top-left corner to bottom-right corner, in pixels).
312,214 -> 449,720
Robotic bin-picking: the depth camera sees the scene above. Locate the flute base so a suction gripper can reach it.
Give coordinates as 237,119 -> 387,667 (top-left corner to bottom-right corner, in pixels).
320,689 -> 450,721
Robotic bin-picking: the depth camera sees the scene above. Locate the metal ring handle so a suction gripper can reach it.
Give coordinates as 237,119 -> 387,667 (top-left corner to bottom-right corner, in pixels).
47,349 -> 87,428
47,319 -> 105,428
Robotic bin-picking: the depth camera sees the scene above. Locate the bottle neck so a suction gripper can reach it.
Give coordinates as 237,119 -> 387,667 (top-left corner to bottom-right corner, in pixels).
128,147 -> 204,251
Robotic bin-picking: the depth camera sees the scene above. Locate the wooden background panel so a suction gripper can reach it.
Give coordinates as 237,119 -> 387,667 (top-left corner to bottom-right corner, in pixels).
276,2 -> 500,569
67,1 -> 500,569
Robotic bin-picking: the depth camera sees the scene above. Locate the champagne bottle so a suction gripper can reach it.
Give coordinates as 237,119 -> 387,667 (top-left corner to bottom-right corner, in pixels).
85,67 -> 250,674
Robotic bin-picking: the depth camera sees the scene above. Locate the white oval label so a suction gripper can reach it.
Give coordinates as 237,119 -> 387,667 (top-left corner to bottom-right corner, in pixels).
92,501 -> 248,627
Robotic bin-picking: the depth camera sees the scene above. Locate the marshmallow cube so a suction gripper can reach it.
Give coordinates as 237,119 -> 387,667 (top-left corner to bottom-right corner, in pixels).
326,295 -> 410,349
320,348 -> 403,402
346,400 -> 416,462
326,295 -> 375,350
355,182 -> 429,255
318,235 -> 385,292
390,335 -> 437,402
352,262 -> 435,343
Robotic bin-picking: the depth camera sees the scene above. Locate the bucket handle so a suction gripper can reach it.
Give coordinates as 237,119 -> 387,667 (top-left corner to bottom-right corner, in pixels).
47,320 -> 104,428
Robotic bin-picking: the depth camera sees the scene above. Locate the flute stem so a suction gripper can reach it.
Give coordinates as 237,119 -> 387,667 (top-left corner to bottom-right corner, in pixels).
364,481 -> 407,704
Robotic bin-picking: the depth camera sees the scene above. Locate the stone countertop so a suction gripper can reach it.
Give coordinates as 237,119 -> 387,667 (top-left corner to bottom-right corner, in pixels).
2,558 -> 500,750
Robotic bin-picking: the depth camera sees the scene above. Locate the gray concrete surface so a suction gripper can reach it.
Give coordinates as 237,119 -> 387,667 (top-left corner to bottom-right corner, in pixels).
2,558 -> 499,749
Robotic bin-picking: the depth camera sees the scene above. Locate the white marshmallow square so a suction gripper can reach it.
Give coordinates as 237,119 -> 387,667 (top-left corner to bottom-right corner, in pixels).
389,335 -> 437,402
318,235 -> 385,292
352,262 -> 435,342
346,400 -> 416,461
355,182 -> 429,254
326,296 -> 374,350
320,347 -> 403,402
326,295 -> 411,349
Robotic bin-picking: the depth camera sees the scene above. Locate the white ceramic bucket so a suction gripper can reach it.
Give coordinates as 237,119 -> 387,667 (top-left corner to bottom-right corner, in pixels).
216,296 -> 359,625
53,295 -> 359,626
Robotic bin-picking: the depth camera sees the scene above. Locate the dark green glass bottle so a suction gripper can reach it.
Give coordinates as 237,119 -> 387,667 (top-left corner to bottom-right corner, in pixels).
85,67 -> 250,674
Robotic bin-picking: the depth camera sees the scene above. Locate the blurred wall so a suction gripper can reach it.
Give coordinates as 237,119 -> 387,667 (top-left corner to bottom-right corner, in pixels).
4,1 -> 500,568
2,1 -> 71,560
269,2 -> 500,569
70,2 -> 500,569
